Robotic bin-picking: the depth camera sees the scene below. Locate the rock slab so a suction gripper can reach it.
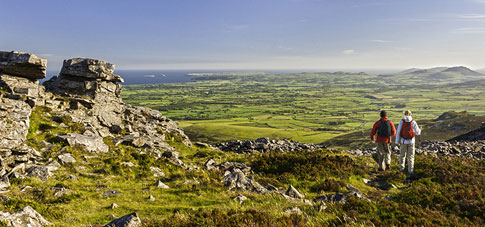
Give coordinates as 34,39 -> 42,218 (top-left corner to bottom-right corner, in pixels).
0,51 -> 47,79
104,212 -> 141,227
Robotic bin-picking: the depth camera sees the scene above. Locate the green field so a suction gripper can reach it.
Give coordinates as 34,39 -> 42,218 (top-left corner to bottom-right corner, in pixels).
122,72 -> 485,148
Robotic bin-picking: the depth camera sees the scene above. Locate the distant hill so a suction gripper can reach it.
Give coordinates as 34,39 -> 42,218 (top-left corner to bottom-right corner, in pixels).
441,66 -> 483,76
385,66 -> 484,84
398,67 -> 448,74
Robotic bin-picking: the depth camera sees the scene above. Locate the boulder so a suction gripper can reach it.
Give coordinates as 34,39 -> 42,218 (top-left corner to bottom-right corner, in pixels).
56,133 -> 109,153
154,180 -> 169,189
58,153 -> 76,165
0,51 -> 47,79
26,166 -> 52,181
285,185 -> 305,199
60,58 -> 123,82
104,212 -> 141,227
148,195 -> 156,201
111,203 -> 119,209
234,194 -> 247,204
1,206 -> 52,227
103,190 -> 121,198
223,168 -> 267,193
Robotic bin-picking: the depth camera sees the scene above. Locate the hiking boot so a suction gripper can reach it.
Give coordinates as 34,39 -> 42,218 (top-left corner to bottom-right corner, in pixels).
386,163 -> 391,170
378,168 -> 384,172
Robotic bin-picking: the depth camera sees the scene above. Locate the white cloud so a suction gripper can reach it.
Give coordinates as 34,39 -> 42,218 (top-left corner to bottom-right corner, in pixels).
342,49 -> 355,55
457,14 -> 485,19
452,27 -> 485,34
370,39 -> 393,43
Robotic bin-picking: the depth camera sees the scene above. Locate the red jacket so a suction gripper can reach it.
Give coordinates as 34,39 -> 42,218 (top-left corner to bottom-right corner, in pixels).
370,117 -> 396,143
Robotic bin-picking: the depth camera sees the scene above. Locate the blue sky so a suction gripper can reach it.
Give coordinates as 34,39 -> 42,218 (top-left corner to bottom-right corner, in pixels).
2,0 -> 485,71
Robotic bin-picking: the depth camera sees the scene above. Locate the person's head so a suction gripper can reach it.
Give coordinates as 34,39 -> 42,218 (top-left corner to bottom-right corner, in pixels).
380,110 -> 387,118
404,110 -> 412,116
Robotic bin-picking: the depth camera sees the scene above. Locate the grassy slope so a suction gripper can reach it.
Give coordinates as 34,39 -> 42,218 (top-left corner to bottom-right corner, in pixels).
1,105 -> 483,226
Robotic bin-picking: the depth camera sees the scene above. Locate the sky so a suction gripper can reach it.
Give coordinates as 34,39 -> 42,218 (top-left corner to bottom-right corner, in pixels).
2,0 -> 485,71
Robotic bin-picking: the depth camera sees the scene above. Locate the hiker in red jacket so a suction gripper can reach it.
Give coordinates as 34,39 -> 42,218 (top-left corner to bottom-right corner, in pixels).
370,110 -> 396,171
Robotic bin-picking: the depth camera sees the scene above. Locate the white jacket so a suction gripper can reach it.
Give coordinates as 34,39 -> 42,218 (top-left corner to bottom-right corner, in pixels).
395,116 -> 421,144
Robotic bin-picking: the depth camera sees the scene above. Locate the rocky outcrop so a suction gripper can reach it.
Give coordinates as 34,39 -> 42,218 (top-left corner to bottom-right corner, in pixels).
0,51 -> 192,194
1,206 -> 52,227
217,137 -> 324,153
0,51 -> 47,79
43,57 -> 191,151
0,98 -> 31,149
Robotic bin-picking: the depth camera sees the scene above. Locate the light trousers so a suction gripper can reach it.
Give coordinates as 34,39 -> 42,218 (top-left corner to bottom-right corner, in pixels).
377,143 -> 391,170
399,143 -> 415,173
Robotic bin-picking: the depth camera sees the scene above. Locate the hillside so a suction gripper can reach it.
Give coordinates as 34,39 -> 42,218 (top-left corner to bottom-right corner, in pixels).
383,66 -> 485,84
0,51 -> 484,226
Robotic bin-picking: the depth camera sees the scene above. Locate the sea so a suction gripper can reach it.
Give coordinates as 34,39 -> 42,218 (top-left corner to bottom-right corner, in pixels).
42,69 -> 397,85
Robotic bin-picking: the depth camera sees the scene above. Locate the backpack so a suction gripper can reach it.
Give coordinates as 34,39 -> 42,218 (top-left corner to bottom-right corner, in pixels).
400,120 -> 415,139
377,120 -> 391,137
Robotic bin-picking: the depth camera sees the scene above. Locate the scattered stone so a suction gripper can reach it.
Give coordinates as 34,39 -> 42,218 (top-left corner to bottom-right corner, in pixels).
183,179 -> 200,185
58,153 -> 76,165
111,203 -> 119,209
103,190 -> 121,198
121,162 -> 136,168
234,194 -> 247,204
67,174 -> 78,180
218,137 -> 325,153
266,184 -> 278,191
314,186 -> 370,204
149,167 -> 165,177
148,195 -> 156,201
317,201 -> 327,211
285,185 -> 305,199
1,206 -> 52,227
204,158 -> 216,170
283,207 -> 304,216
52,187 -> 69,197
20,186 -> 32,192
104,212 -> 141,227
154,180 -> 169,189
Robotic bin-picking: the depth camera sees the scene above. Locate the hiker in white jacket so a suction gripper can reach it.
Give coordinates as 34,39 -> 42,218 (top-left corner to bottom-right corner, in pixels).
395,110 -> 422,174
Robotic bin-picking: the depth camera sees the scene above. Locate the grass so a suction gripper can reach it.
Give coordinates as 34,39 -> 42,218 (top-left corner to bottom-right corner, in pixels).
3,105 -> 483,226
121,72 -> 485,148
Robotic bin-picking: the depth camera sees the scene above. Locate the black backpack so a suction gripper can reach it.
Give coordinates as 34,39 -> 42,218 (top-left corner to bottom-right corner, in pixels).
377,120 -> 391,137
